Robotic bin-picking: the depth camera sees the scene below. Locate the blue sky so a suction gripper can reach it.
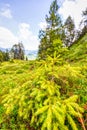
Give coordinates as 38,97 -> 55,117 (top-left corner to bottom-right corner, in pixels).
0,0 -> 87,50
0,0 -> 53,35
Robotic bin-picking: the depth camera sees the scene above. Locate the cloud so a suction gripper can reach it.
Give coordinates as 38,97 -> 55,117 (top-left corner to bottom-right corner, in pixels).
18,23 -> 40,50
0,26 -> 18,48
38,21 -> 47,30
59,0 -> 87,28
18,23 -> 31,39
0,24 -> 40,50
0,3 -> 12,18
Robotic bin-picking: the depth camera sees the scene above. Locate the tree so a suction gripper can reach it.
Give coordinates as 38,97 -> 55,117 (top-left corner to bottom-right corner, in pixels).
4,49 -> 10,61
38,0 -> 64,59
11,42 -> 25,60
82,8 -> 87,27
64,16 -> 75,46
18,43 -> 25,60
0,51 -> 3,62
0,50 -> 10,62
76,8 -> 87,41
80,8 -> 87,37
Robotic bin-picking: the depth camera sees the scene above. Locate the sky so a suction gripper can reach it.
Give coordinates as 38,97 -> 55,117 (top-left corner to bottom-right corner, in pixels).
0,0 -> 87,50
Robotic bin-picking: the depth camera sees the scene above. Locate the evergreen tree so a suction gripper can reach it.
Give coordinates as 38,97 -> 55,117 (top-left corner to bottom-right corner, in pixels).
64,16 -> 75,46
77,8 -> 87,40
80,8 -> 87,36
82,8 -> 87,27
0,50 -> 10,62
18,43 -> 25,60
38,0 -> 63,59
0,50 -> 3,62
11,42 -> 25,60
4,49 -> 10,61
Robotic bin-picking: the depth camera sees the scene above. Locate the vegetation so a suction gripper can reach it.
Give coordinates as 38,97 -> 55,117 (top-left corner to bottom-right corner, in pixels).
11,42 -> 25,60
0,33 -> 87,129
0,50 -> 9,62
64,16 -> 76,46
0,0 -> 87,130
38,0 -> 64,59
0,42 -> 25,62
38,0 -> 87,60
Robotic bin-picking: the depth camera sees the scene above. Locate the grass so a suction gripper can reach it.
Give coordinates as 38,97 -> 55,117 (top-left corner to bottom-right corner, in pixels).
65,33 -> 87,63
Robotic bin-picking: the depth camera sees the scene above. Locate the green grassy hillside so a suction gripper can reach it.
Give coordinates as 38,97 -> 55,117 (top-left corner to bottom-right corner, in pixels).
66,33 -> 87,64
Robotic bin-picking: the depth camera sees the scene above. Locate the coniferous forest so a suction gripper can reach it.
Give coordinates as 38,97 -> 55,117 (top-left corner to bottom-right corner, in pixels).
0,0 -> 87,129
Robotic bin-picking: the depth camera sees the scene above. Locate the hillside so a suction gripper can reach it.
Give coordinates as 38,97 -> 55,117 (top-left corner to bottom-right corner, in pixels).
66,33 -> 87,64
0,35 -> 87,129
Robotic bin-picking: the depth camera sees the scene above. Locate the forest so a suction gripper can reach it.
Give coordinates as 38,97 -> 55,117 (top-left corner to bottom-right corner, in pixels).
0,0 -> 87,129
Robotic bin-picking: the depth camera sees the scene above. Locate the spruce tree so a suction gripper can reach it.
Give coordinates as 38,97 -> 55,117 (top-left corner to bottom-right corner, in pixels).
80,8 -> 87,36
82,8 -> 87,27
38,0 -> 63,59
64,16 -> 75,46
11,42 -> 25,60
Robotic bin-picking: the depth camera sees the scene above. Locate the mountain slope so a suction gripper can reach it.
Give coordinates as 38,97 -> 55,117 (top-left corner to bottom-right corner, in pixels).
66,33 -> 87,63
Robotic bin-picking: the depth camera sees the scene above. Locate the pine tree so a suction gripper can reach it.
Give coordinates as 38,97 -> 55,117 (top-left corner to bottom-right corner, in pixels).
0,51 -> 3,62
11,42 -> 25,60
80,8 -> 87,36
64,16 -> 75,46
4,49 -> 10,61
38,0 -> 63,59
82,8 -> 87,27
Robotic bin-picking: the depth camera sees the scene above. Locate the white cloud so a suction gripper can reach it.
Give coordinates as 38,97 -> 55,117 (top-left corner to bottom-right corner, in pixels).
18,23 -> 31,39
59,0 -> 87,28
38,21 -> 47,30
0,24 -> 40,50
0,26 -> 18,48
0,4 -> 12,18
18,23 -> 40,50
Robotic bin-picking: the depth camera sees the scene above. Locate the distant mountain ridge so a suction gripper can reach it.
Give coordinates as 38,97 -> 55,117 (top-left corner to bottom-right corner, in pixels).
26,50 -> 38,60
0,47 -> 8,52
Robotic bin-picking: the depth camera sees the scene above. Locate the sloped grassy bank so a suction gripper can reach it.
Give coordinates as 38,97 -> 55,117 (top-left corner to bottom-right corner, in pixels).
65,33 -> 87,63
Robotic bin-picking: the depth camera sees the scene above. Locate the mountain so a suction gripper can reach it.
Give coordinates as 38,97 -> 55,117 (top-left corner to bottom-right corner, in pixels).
25,50 -> 38,60
0,47 -> 7,52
